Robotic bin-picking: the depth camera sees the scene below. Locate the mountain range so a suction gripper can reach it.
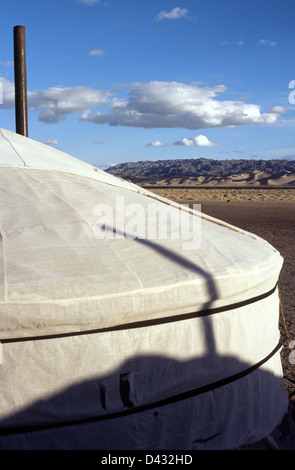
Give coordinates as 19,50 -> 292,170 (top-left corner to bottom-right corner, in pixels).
106,158 -> 295,186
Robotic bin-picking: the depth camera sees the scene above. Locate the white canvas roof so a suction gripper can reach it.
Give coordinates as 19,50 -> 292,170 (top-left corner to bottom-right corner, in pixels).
0,128 -> 292,450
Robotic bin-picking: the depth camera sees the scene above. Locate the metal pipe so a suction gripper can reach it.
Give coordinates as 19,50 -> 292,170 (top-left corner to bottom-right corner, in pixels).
14,25 -> 28,137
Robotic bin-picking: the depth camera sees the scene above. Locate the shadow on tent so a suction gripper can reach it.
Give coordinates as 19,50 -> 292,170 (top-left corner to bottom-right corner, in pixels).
0,233 -> 294,450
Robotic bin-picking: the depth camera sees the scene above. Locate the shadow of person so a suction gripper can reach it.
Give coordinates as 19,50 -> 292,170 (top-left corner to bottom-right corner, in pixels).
0,348 -> 294,450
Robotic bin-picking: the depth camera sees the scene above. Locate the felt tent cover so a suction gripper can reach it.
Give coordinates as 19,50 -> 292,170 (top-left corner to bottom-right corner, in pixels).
0,128 -> 292,449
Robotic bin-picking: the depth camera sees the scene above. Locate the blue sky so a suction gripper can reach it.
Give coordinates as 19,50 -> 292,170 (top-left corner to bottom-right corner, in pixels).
1,0 -> 295,168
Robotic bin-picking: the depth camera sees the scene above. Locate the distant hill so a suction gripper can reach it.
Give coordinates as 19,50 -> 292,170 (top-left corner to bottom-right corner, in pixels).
105,158 -> 295,186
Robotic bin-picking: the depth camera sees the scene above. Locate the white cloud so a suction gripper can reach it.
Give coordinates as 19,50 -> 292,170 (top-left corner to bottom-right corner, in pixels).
0,61 -> 13,67
82,81 -> 284,130
222,41 -> 244,46
276,118 -> 295,128
28,85 -> 112,123
147,141 -> 165,147
77,0 -> 100,5
0,80 -> 111,122
95,139 -> 105,144
0,78 -> 285,131
156,7 -> 190,21
44,139 -> 59,146
269,106 -> 286,114
147,135 -> 216,147
89,49 -> 105,56
0,77 -> 15,108
258,39 -> 277,46
174,135 -> 217,147
98,162 -> 117,169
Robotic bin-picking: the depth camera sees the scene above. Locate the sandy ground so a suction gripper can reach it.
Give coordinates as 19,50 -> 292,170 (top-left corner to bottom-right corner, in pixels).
146,187 -> 295,401
145,186 -> 295,203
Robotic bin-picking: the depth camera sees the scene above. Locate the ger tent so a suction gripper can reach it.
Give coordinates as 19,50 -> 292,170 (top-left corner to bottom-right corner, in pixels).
0,128 -> 293,449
